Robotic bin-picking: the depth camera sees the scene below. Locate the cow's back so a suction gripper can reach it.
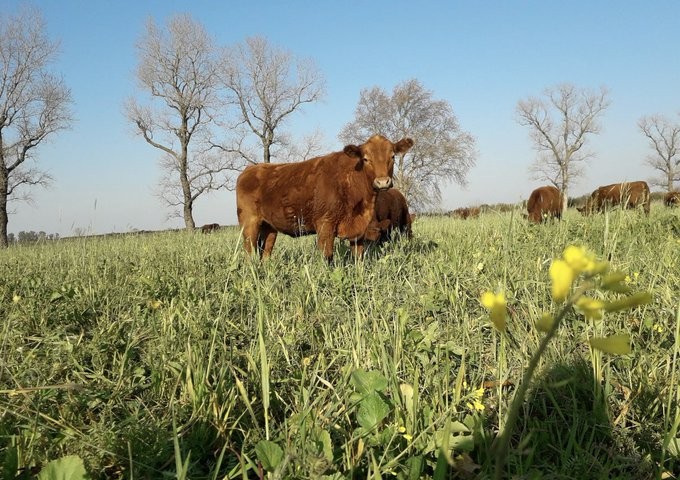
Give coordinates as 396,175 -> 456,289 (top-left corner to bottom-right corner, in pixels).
591,181 -> 650,214
527,186 -> 562,223
237,154 -> 354,236
374,189 -> 412,238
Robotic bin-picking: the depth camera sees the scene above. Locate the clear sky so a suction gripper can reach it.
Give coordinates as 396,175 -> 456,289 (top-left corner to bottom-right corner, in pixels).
5,0 -> 680,236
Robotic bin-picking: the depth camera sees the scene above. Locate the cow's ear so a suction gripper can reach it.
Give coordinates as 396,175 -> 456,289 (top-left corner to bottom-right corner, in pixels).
409,213 -> 416,223
394,138 -> 414,154
344,145 -> 362,158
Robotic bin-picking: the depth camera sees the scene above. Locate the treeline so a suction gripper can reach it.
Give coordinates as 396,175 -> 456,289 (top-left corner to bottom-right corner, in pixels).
7,231 -> 60,245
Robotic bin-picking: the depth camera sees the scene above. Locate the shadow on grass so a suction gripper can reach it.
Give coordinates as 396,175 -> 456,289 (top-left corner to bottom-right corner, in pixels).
493,357 -> 657,479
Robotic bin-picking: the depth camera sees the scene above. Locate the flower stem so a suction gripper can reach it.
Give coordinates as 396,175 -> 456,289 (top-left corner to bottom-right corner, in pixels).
491,301 -> 574,479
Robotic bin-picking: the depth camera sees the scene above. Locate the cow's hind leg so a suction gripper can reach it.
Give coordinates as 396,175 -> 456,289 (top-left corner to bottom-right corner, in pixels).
258,223 -> 278,258
241,220 -> 261,257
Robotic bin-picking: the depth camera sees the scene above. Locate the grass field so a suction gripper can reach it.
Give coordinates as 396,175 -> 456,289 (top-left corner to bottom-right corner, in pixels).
1,205 -> 679,479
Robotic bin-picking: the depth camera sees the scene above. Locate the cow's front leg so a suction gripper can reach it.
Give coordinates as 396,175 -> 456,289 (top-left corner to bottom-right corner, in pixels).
350,239 -> 364,259
316,224 -> 335,264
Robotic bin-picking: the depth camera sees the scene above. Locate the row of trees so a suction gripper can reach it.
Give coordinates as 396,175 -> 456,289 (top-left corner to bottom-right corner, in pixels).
6,230 -> 59,244
1,8 -> 679,247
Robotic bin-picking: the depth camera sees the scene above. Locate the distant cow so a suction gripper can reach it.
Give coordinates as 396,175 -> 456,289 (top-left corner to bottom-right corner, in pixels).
664,191 -> 680,207
578,181 -> 650,215
200,223 -> 220,233
236,135 -> 414,262
451,207 -> 481,219
370,188 -> 415,243
527,186 -> 563,223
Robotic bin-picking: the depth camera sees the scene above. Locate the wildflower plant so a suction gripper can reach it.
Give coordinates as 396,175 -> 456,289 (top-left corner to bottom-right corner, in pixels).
481,245 -> 652,479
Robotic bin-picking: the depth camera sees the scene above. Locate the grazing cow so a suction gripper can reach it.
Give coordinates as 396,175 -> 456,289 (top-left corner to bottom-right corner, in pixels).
578,181 -> 651,215
451,207 -> 481,219
527,186 -> 563,224
200,223 -> 220,233
236,135 -> 414,262
370,188 -> 415,242
664,191 -> 680,207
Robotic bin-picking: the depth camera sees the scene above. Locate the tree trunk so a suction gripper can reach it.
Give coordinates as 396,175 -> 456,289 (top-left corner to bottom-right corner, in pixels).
179,135 -> 195,229
0,166 -> 8,248
183,201 -> 195,229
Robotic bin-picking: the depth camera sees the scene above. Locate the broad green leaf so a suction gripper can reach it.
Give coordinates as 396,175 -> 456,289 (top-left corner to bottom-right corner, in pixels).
589,334 -> 632,355
318,429 -> 333,462
351,370 -> 388,394
38,455 -> 89,480
356,392 -> 390,430
254,440 -> 284,472
404,455 -> 424,480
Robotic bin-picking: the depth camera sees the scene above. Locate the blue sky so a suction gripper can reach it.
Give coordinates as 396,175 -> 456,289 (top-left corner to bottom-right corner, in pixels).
5,1 -> 680,236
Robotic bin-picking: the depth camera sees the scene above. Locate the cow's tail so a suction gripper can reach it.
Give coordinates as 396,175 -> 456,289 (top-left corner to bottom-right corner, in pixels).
644,183 -> 651,215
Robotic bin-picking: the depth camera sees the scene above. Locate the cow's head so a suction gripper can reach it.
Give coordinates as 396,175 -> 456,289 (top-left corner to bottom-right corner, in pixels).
577,201 -> 593,216
344,135 -> 414,191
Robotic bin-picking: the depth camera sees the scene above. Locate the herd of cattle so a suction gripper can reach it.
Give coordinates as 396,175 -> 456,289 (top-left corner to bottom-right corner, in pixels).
217,135 -> 679,261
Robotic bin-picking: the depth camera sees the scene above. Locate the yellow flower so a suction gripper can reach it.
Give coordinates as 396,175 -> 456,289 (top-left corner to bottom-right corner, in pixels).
467,400 -> 485,412
575,297 -> 605,321
589,334 -> 632,355
12,294 -> 21,304
653,324 -> 664,333
402,433 -> 413,442
563,245 -> 595,273
398,426 -> 407,434
549,259 -> 575,302
148,299 -> 162,310
481,291 -> 507,331
562,245 -> 608,275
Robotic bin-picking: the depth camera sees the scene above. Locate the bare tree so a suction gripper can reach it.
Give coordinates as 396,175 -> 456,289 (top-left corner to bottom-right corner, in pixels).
0,6 -> 73,248
339,79 -> 476,210
517,83 -> 610,210
638,114 -> 680,192
125,14 -> 229,229
216,36 -> 326,166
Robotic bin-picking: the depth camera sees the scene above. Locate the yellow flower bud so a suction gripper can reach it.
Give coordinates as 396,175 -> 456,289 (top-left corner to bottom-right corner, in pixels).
589,334 -> 632,355
535,312 -> 555,333
481,291 -> 507,331
603,292 -> 652,312
549,259 -> 575,302
600,271 -> 632,294
575,297 -> 605,321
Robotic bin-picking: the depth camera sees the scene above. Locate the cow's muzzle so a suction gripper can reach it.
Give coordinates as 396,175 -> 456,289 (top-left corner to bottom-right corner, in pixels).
373,177 -> 393,190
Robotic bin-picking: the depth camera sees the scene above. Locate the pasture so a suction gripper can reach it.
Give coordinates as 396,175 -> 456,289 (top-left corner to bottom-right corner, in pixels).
1,205 -> 679,479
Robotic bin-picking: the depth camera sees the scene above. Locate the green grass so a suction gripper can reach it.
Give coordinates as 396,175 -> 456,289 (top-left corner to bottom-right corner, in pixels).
1,205 -> 679,479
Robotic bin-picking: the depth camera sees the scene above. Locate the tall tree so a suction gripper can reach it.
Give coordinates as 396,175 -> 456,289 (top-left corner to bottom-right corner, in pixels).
517,83 -> 610,210
0,6 -> 73,248
217,36 -> 325,165
339,79 -> 475,210
638,114 -> 680,192
125,14 -> 228,229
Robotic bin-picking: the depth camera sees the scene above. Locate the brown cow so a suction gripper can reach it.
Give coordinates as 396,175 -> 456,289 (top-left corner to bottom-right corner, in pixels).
578,181 -> 650,215
451,207 -> 480,219
200,223 -> 220,233
527,186 -> 563,223
235,135 -> 414,262
371,188 -> 415,242
664,191 -> 680,207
